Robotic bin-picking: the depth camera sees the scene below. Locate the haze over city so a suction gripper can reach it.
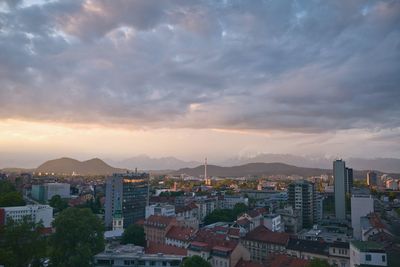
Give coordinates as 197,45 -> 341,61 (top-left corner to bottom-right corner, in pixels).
1,0 -> 399,167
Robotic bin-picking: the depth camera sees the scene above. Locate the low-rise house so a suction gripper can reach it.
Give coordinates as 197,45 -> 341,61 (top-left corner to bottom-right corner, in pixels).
165,225 -> 197,248
175,202 -> 199,229
360,213 -> 394,242
241,225 -> 289,263
286,238 -> 350,267
187,227 -> 250,267
350,241 -> 387,267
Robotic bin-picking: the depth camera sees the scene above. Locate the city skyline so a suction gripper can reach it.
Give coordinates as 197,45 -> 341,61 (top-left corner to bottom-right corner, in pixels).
1,0 -> 400,166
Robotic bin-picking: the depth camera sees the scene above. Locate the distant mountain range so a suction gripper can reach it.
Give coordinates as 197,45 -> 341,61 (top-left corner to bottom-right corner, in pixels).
220,154 -> 400,173
2,154 -> 400,176
173,162 -> 400,179
105,155 -> 200,171
36,157 -> 126,175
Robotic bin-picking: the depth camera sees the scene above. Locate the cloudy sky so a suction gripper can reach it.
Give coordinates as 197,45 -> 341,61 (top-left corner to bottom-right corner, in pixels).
0,0 -> 399,167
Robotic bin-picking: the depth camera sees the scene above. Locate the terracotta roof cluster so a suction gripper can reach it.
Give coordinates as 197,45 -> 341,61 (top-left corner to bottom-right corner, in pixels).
267,254 -> 309,267
145,215 -> 176,229
166,226 -> 196,241
243,225 -> 290,246
235,255 -> 308,267
235,259 -> 264,267
145,241 -> 187,256
189,228 -> 238,253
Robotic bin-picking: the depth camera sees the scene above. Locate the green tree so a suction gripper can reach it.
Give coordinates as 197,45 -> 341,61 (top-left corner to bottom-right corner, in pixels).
0,180 -> 16,194
181,255 -> 212,267
48,195 -> 68,213
121,224 -> 145,246
306,258 -> 331,267
0,191 -> 25,207
204,209 -> 234,225
0,218 -> 47,267
0,180 -> 25,207
49,207 -> 105,267
233,203 -> 248,217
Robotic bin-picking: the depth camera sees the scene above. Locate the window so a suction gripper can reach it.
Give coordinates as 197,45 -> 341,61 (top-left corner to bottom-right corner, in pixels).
382,255 -> 386,262
366,254 -> 371,261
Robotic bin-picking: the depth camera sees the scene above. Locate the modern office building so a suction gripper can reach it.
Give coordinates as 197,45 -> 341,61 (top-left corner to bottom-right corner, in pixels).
31,183 -> 70,202
367,171 -> 378,186
288,180 -> 316,228
334,160 -> 346,220
345,168 -> 353,193
105,172 -> 149,228
351,194 -> 374,240
0,205 -> 53,228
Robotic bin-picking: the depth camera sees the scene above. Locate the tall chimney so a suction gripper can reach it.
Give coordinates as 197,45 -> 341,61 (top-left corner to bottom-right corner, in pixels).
204,157 -> 207,180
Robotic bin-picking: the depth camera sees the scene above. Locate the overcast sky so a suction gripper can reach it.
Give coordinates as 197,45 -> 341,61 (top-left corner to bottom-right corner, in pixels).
0,0 -> 399,167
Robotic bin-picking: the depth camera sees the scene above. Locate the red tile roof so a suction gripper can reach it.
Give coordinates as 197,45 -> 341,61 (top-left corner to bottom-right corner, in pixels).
243,225 -> 289,246
268,254 -> 308,267
145,241 -> 187,256
190,228 -> 239,253
166,226 -> 196,241
235,259 -> 264,267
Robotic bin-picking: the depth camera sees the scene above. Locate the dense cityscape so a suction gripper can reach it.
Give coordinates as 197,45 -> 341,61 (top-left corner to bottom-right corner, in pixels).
1,0 -> 399,266
1,157 -> 400,267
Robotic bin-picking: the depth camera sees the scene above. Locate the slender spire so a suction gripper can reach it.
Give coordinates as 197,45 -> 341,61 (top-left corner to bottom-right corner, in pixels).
204,157 -> 207,180
146,174 -> 150,206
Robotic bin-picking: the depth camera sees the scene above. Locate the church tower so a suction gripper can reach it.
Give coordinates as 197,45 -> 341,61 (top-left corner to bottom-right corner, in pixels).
112,195 -> 124,231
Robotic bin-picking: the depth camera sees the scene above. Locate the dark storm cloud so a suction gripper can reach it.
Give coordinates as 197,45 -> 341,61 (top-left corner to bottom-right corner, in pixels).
0,0 -> 399,132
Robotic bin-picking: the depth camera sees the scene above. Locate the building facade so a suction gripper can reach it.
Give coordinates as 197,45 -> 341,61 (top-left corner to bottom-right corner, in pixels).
241,225 -> 289,263
94,244 -> 183,267
334,160 -> 346,220
105,172 -> 149,228
351,194 -> 374,240
288,180 -> 316,228
0,205 -> 53,228
145,204 -> 175,219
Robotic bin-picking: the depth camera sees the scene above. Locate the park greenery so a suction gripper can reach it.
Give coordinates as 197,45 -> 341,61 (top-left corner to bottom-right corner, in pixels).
0,218 -> 47,267
121,224 -> 146,246
48,195 -> 69,213
204,203 -> 248,225
306,258 -> 331,267
0,180 -> 25,207
181,255 -> 212,267
49,207 -> 105,267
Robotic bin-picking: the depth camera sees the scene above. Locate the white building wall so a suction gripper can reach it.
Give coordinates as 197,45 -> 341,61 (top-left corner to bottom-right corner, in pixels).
351,195 -> 374,240
3,205 -> 53,227
45,183 -> 70,199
